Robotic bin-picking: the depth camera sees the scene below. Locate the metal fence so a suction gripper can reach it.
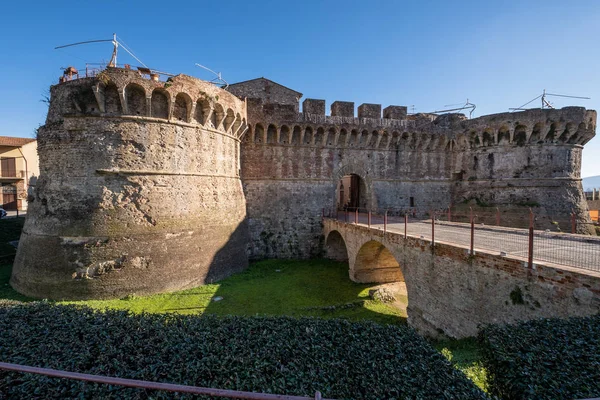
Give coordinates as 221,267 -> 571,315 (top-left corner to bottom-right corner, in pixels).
324,207 -> 600,273
0,362 -> 329,400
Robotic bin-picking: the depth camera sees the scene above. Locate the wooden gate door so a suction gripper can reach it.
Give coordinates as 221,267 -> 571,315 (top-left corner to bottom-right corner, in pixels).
2,193 -> 17,210
349,174 -> 360,209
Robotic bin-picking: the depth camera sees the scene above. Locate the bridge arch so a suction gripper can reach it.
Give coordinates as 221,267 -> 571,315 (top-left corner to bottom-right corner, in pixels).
324,230 -> 349,262
322,223 -> 411,327
353,240 -> 405,284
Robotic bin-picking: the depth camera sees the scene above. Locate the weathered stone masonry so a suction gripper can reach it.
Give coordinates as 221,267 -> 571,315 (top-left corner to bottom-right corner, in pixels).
229,78 -> 596,260
12,68 -> 250,300
11,72 -> 597,301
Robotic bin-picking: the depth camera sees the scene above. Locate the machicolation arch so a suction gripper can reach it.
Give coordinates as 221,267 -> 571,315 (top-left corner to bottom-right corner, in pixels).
125,83 -> 146,116
79,71 -> 251,139
151,89 -> 169,119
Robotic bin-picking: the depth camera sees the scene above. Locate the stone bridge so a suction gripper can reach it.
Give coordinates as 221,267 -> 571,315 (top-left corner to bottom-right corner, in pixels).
323,218 -> 600,338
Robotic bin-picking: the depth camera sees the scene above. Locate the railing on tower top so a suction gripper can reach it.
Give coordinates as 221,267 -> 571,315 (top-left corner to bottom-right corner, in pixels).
324,206 -> 600,273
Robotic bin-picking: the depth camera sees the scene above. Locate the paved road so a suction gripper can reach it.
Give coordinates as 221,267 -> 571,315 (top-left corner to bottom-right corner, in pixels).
331,212 -> 600,273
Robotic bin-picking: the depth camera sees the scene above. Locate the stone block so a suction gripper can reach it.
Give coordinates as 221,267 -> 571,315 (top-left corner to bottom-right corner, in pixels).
383,105 -> 408,119
331,101 -> 354,117
358,103 -> 382,119
303,99 -> 325,115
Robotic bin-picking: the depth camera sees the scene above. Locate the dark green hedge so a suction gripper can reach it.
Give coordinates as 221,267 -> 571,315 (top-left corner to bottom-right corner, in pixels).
0,303 -> 487,399
479,314 -> 600,400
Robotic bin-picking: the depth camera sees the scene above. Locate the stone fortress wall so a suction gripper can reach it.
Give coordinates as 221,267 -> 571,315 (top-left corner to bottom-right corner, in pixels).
11,68 -> 250,300
230,78 -> 596,260
10,71 -> 597,300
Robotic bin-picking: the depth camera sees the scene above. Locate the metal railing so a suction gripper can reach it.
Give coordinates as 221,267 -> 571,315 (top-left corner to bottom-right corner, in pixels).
325,206 -> 600,272
60,64 -> 175,83
0,362 -> 329,400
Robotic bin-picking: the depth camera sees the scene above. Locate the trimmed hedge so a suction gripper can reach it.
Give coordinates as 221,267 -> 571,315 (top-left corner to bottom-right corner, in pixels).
479,314 -> 600,400
0,303 -> 488,399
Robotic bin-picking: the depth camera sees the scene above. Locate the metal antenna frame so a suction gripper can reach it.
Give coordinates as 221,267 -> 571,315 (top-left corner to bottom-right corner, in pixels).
55,33 -> 148,69
194,64 -> 228,88
427,99 -> 477,119
510,90 -> 590,112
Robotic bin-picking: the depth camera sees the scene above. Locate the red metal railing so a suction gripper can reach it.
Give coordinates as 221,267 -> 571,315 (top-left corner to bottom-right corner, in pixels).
0,362 -> 329,400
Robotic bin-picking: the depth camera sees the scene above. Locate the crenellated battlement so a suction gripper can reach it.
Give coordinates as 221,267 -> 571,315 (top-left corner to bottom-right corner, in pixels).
302,98 -> 407,120
242,105 -> 596,152
229,76 -> 596,152
456,106 -> 596,147
48,68 -> 249,139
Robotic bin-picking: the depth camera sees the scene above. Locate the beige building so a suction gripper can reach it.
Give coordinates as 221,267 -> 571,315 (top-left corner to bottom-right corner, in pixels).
0,136 -> 38,211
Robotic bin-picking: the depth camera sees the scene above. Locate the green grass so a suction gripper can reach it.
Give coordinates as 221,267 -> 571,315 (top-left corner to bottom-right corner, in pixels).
435,338 -> 488,392
65,259 -> 407,325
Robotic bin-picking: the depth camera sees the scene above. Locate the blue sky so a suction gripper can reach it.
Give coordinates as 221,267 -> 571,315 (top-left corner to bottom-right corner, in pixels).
1,0 -> 599,177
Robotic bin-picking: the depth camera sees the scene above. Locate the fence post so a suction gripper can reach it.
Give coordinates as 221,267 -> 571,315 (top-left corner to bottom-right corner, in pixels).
368,210 -> 371,228
495,207 -> 500,226
384,211 -> 388,234
314,391 -> 322,400
354,208 -> 358,224
431,210 -> 435,246
528,209 -> 534,269
447,205 -> 451,222
404,213 -> 407,238
469,207 -> 474,255
322,208 -> 324,222
571,212 -> 576,234
345,209 -> 348,223
16,208 -> 19,218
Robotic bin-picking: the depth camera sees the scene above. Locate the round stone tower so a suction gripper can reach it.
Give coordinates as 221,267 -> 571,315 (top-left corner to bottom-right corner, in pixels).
11,68 -> 250,300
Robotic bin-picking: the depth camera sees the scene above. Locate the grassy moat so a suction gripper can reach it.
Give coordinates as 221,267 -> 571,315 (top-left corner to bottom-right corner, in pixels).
0,217 -> 486,394
0,258 -> 487,391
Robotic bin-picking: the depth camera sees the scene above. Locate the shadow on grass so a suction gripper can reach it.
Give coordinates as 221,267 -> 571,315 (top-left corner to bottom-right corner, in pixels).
0,259 -> 407,326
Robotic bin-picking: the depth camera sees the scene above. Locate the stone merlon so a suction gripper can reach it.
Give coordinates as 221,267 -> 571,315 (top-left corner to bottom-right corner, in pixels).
358,103 -> 382,119
303,99 -> 325,115
331,101 -> 355,117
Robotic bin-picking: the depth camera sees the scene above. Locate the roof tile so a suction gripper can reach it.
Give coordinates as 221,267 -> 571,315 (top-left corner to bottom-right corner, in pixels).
0,136 -> 36,147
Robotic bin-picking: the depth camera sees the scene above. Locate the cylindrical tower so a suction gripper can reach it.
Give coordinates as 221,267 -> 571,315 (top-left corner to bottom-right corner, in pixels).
11,68 -> 250,300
